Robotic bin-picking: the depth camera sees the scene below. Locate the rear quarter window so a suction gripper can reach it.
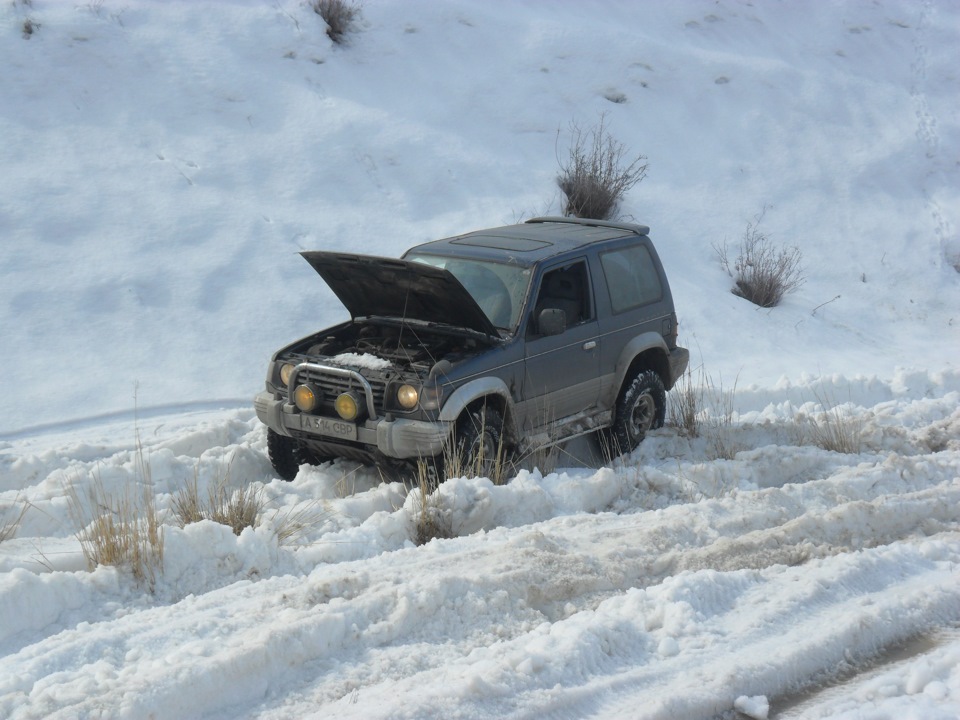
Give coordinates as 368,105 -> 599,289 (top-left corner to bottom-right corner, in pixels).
600,244 -> 663,313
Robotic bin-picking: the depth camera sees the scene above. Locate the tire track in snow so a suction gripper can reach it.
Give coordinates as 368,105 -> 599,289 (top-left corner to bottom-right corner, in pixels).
2,447 -> 957,719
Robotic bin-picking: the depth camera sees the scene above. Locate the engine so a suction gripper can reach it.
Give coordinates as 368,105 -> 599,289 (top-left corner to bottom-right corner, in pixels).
301,323 -> 475,372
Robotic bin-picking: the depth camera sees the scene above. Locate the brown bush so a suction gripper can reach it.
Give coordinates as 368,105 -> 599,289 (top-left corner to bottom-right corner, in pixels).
716,212 -> 805,308
557,114 -> 647,220
312,0 -> 360,44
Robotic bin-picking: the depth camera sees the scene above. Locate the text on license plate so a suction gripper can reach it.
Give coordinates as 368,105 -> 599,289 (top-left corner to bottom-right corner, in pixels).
300,415 -> 357,440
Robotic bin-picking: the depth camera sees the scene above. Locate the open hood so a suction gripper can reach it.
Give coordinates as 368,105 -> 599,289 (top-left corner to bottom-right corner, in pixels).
300,251 -> 500,338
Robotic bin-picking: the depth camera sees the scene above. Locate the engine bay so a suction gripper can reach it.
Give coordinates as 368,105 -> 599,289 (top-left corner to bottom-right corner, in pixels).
295,321 -> 478,373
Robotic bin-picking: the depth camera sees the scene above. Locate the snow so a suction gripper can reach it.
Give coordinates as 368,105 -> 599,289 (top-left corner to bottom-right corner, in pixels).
0,0 -> 958,718
329,352 -> 394,370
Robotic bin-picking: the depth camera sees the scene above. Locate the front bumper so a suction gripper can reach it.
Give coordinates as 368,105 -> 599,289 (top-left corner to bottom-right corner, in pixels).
254,391 -> 450,459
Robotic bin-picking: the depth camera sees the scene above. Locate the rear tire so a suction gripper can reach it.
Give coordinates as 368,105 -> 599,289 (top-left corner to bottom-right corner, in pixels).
608,370 -> 666,456
267,428 -> 314,481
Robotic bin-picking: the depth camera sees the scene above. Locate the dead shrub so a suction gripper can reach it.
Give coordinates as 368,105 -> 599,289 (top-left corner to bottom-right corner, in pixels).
312,0 -> 361,44
22,18 -> 40,38
556,114 -> 647,220
716,211 -> 805,308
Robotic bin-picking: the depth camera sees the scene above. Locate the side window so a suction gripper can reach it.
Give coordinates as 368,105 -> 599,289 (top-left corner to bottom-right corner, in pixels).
532,260 -> 593,332
600,244 -> 663,313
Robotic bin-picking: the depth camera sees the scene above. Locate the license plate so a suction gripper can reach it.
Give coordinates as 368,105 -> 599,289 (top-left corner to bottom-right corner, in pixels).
299,414 -> 357,441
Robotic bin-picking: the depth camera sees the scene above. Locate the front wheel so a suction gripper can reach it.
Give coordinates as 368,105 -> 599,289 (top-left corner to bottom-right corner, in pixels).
452,405 -> 508,482
267,428 -> 324,481
609,370 -> 666,456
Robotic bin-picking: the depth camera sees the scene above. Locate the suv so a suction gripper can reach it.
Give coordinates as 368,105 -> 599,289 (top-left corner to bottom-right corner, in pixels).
255,217 -> 689,480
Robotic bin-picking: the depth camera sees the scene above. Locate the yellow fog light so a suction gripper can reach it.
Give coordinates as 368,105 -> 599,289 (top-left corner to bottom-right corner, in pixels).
396,384 -> 419,410
294,384 -> 319,412
335,391 -> 362,421
280,363 -> 296,386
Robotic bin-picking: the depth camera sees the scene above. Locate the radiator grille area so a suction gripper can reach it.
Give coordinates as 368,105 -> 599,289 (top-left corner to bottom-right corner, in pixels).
294,366 -> 387,413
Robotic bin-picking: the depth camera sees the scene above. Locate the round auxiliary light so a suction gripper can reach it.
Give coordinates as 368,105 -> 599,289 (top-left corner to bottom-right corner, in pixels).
293,384 -> 318,412
335,391 -> 361,422
280,363 -> 296,386
396,384 -> 419,410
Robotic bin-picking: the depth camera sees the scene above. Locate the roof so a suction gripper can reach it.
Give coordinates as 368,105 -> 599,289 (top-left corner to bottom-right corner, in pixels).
405,216 -> 651,265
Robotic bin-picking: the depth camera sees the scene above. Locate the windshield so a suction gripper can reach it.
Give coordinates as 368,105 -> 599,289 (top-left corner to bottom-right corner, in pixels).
405,254 -> 531,330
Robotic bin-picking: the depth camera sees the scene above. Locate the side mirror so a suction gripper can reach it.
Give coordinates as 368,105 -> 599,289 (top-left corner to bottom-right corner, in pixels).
537,308 -> 566,336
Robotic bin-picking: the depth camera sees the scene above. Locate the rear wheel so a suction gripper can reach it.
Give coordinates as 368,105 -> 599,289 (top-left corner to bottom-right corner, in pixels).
267,428 -> 323,481
609,370 -> 666,456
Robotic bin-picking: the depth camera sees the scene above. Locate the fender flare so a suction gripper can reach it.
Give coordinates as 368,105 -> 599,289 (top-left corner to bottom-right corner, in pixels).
438,376 -> 513,423
606,332 -> 670,405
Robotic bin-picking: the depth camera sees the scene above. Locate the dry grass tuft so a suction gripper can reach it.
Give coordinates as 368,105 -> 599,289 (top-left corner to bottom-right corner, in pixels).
704,374 -> 743,460
172,469 -> 265,537
206,483 -> 266,536
797,390 -> 863,454
270,500 -> 332,546
410,461 -> 454,546
668,365 -> 707,438
173,465 -> 329,545
67,476 -> 164,587
447,422 -> 511,487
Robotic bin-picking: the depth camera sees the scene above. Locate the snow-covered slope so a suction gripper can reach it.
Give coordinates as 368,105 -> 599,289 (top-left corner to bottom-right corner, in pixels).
1,0 -> 957,435
1,1 -> 958,718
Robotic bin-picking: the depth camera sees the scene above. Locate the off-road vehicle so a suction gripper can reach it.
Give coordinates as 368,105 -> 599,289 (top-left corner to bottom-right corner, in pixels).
255,216 -> 689,480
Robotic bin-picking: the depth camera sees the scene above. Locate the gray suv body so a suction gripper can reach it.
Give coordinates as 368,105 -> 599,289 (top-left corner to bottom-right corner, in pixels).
255,217 -> 689,480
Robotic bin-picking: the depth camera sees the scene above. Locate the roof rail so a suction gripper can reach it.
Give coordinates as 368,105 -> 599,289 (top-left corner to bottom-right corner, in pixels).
525,216 -> 650,236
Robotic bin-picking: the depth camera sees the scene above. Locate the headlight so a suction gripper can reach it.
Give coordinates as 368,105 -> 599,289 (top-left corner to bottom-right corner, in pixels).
396,384 -> 419,410
280,363 -> 296,386
294,384 -> 319,412
335,391 -> 363,421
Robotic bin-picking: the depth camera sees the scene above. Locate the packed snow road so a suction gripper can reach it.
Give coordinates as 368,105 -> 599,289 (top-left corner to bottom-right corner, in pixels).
1,371 -> 959,719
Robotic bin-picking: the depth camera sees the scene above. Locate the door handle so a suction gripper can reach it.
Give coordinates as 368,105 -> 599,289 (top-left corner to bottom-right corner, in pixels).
582,340 -> 597,351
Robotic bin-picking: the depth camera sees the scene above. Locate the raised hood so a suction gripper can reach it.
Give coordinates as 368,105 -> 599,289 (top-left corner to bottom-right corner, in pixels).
301,251 -> 499,338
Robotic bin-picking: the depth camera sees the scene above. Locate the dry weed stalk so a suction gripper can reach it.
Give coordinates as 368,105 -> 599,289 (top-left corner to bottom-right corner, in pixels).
704,374 -> 743,460
0,498 -> 28,544
668,365 -> 707,438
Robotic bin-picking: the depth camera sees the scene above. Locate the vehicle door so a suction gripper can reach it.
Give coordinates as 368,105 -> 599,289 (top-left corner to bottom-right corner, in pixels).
521,258 -> 601,432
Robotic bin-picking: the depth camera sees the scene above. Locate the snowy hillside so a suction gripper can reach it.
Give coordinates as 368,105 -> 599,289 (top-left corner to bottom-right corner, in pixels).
1,1 -> 958,718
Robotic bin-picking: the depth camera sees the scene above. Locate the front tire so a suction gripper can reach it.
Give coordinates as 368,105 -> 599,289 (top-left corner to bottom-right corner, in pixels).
609,369 -> 666,456
267,428 -> 313,481
452,405 -> 507,482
